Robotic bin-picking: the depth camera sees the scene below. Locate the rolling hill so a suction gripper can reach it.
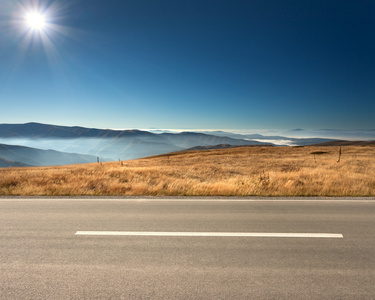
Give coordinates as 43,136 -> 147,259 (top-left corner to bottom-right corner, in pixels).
1,145 -> 374,196
182,144 -> 273,152
311,140 -> 375,146
0,157 -> 30,168
0,143 -> 100,167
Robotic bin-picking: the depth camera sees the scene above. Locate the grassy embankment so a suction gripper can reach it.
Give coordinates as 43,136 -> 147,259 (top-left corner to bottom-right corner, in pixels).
0,146 -> 374,196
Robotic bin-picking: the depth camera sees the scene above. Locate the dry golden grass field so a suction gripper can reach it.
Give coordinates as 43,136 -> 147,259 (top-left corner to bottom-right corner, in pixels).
1,146 -> 374,196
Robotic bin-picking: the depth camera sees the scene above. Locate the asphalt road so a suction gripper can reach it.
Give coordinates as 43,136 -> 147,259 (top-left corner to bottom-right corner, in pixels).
0,198 -> 374,299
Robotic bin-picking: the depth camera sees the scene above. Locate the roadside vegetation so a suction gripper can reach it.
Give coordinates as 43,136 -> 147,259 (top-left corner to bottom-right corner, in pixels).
0,146 -> 374,196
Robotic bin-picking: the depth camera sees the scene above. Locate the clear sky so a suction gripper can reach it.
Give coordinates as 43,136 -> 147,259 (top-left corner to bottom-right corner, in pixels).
0,0 -> 374,131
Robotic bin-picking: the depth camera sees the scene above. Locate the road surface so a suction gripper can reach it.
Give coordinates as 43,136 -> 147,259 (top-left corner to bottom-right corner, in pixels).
0,197 -> 374,299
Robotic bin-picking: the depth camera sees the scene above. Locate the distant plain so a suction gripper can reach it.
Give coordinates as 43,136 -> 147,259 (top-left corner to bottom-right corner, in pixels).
1,146 -> 374,197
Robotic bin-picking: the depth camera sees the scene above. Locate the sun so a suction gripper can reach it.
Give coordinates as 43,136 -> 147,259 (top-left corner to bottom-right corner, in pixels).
25,11 -> 46,31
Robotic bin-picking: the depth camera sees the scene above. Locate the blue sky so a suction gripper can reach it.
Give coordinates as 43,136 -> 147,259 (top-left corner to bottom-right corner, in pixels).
0,0 -> 374,132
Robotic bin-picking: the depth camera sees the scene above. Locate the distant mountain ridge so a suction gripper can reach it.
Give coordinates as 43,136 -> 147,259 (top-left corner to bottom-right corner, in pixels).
0,123 -> 272,163
198,130 -> 337,146
0,143 -> 100,167
0,157 -> 30,168
0,122 -> 154,139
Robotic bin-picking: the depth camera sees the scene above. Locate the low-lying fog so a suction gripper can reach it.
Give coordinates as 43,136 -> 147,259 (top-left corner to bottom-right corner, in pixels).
0,137 -> 180,161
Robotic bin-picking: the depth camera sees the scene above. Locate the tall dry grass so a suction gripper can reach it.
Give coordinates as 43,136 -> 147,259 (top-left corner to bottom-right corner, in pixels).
0,146 -> 374,196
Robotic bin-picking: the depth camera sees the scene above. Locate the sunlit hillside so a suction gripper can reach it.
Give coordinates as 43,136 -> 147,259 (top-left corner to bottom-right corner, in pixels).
1,146 -> 374,196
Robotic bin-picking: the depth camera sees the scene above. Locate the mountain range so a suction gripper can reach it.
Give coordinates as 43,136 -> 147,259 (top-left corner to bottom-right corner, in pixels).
0,122 -> 341,167
0,143 -> 99,167
0,123 -> 272,166
197,131 -> 337,146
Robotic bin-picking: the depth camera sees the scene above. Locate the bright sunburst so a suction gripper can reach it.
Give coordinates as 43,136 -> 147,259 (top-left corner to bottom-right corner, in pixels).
3,0 -> 86,89
25,11 -> 46,31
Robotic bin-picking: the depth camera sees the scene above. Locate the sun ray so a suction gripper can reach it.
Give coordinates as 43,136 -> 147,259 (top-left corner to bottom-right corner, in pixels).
1,0 -> 111,97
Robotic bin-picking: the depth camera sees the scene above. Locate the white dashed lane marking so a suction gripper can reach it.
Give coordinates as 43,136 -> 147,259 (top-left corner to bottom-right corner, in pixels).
75,231 -> 343,238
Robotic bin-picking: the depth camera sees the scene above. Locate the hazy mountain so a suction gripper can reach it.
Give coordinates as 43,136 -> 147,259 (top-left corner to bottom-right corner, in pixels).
0,143 -> 100,167
0,122 -> 165,140
198,131 -> 337,146
160,132 -> 271,148
0,123 -> 271,161
199,131 -> 284,140
0,157 -> 30,168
